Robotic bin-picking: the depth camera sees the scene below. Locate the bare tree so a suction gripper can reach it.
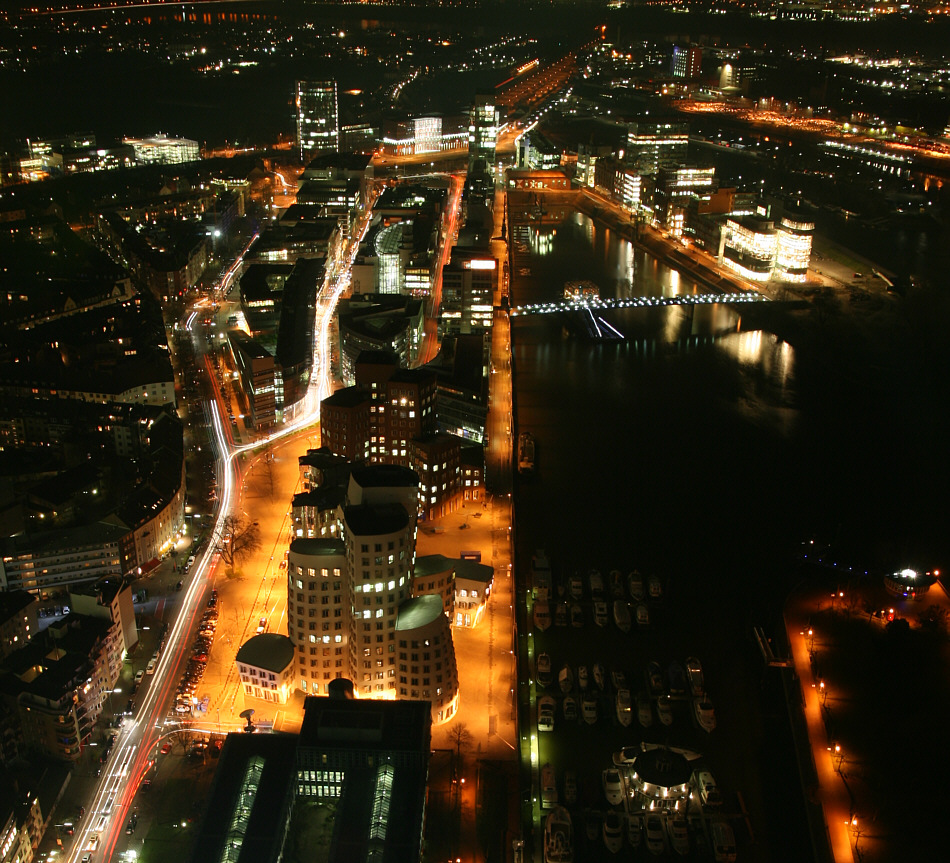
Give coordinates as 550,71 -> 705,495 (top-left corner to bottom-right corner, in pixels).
218,515 -> 262,574
447,721 -> 472,773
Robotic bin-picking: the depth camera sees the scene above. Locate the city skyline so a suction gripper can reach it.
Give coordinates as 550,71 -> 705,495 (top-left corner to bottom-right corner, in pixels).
1,4 -> 950,863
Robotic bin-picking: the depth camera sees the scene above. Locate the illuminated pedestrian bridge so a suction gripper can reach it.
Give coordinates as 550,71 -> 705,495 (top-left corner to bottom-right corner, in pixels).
509,291 -> 767,317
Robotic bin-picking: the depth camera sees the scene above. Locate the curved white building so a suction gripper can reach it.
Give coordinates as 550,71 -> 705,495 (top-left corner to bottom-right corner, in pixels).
395,593 -> 459,724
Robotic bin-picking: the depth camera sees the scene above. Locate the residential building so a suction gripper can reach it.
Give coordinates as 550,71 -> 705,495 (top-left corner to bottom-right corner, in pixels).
236,634 -> 296,704
411,554 -> 456,619
228,331 -> 277,429
0,593 -> 37,661
453,559 -> 494,628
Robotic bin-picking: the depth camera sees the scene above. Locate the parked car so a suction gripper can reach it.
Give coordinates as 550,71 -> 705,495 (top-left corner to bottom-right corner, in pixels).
256,618 -> 266,634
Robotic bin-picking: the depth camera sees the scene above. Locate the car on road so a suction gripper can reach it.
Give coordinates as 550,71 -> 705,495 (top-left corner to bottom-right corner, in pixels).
161,742 -> 172,754
538,696 -> 556,732
256,617 -> 266,634
134,670 -> 145,684
602,768 -> 624,806
126,814 -> 137,835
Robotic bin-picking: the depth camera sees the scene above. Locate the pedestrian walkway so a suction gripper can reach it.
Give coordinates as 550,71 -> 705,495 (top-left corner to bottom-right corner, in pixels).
785,591 -> 855,863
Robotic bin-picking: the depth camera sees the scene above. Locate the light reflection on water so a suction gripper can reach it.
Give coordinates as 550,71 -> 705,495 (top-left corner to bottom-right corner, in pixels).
519,213 -> 796,395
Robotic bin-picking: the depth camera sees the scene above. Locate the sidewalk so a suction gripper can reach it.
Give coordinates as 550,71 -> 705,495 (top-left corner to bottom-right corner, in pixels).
785,588 -> 856,863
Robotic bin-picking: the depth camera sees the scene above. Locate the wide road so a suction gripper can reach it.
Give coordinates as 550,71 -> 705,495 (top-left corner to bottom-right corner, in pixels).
66,196 -> 374,863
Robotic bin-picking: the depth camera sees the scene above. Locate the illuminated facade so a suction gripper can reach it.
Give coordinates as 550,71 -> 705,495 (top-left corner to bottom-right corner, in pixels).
296,80 -> 340,158
720,208 -> 814,282
395,594 -> 459,724
722,215 -> 777,281
122,135 -> 200,164
236,634 -> 296,704
469,92 -> 499,172
440,253 -> 498,334
626,121 -> 689,176
774,215 -> 815,283
671,45 -> 702,80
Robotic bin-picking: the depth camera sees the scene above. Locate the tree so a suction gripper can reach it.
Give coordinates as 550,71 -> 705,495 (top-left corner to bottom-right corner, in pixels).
447,721 -> 472,774
218,515 -> 262,574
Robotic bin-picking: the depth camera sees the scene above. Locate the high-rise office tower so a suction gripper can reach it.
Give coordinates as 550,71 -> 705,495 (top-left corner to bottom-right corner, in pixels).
468,92 -> 498,173
296,80 -> 340,159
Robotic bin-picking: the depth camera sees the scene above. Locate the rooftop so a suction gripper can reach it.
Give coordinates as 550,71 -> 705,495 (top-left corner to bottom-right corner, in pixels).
235,634 -> 296,673
395,594 -> 445,631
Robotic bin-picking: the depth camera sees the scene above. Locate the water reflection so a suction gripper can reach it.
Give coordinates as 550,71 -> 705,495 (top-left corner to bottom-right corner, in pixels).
517,213 -> 796,392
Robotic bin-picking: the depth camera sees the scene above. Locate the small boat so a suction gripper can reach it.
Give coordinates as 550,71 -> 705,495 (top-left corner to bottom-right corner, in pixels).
534,600 -> 551,631
588,569 -> 604,597
646,661 -> 664,695
577,664 -> 589,691
603,810 -> 623,854
562,695 -> 578,722
518,432 -> 536,475
635,603 -> 650,627
564,769 -> 577,805
582,697 -> 598,725
608,569 -> 625,599
593,601 -> 608,627
592,662 -> 606,691
647,574 -> 662,600
544,806 -> 573,863
694,697 -> 717,733
685,657 -> 704,697
626,814 -> 642,848
657,694 -> 674,726
536,653 -> 553,688
554,602 -> 568,627
613,600 -> 631,633
570,603 -> 584,628
615,688 -> 632,726
558,664 -> 574,694
627,570 -> 644,601
637,691 -> 653,728
667,815 -> 690,856
667,660 -> 687,696
569,573 -> 583,599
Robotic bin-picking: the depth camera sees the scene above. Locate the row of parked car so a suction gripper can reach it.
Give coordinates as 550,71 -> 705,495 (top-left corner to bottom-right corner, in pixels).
174,591 -> 217,714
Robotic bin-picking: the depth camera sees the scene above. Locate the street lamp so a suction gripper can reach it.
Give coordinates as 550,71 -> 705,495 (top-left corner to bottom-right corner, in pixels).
819,680 -> 827,705
833,743 -> 844,773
